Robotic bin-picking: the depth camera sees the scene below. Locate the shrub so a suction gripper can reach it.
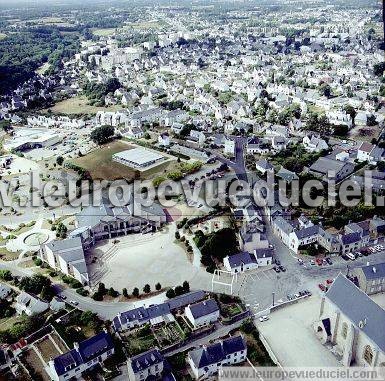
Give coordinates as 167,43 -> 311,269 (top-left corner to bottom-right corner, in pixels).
166,288 -> 175,298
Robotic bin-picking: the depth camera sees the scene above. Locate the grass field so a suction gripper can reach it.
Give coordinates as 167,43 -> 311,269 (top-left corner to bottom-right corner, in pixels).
92,28 -> 117,36
72,140 -> 138,180
45,96 -> 122,116
126,20 -> 167,30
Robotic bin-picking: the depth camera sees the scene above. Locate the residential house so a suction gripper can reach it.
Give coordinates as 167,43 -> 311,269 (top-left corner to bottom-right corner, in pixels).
354,262 -> 385,295
224,137 -> 235,156
188,335 -> 247,379
185,299 -> 220,328
255,159 -> 274,175
127,348 -> 171,381
112,291 -> 206,331
309,157 -> 355,182
49,331 -> 114,381
0,283 -> 11,299
15,292 -> 49,316
158,132 -> 170,147
303,135 -> 329,153
223,251 -> 258,274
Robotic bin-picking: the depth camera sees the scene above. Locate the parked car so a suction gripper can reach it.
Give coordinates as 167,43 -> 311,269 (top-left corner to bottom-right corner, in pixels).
310,260 -> 315,266
274,267 -> 281,273
279,265 -> 286,272
259,315 -> 269,322
325,258 -> 332,265
275,259 -> 281,266
326,279 -> 334,285
316,258 -> 323,266
69,300 -> 79,306
318,284 -> 327,292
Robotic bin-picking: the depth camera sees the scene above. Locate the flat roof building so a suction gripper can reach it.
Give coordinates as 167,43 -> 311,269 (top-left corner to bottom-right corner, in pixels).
112,148 -> 164,169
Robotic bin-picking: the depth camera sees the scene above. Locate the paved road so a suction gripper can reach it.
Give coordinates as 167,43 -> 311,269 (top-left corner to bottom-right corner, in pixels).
165,318 -> 246,357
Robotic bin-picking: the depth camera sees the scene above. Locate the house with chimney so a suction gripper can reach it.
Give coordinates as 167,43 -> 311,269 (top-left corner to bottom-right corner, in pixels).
188,335 -> 247,379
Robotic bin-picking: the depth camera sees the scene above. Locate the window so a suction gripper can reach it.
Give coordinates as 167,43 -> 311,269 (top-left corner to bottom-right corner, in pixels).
363,345 -> 373,365
341,322 -> 348,339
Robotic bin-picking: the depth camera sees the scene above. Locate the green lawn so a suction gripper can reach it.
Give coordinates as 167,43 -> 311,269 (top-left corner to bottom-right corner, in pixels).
71,140 -> 137,181
45,96 -> 122,116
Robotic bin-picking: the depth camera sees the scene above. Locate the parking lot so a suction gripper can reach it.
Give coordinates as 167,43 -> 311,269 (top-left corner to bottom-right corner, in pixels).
256,295 -> 342,367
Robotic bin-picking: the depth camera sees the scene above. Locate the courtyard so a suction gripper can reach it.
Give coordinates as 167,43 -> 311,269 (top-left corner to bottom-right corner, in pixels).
87,223 -> 212,291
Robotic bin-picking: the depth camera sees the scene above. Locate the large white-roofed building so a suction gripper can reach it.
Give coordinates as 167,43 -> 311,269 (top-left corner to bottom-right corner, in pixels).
112,148 -> 164,170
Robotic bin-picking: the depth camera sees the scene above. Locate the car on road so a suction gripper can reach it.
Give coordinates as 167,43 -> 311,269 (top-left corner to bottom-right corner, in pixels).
69,300 -> 79,306
346,252 -> 356,260
297,258 -> 304,265
259,315 -> 269,322
60,295 -> 67,300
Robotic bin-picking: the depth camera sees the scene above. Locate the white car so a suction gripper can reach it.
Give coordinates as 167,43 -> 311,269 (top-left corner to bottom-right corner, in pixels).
259,315 -> 269,322
69,300 -> 79,306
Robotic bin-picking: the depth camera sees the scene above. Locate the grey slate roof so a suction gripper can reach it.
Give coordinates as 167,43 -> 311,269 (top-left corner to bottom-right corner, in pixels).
227,251 -> 257,268
189,335 -> 246,369
129,348 -> 164,374
325,274 -> 385,352
294,225 -> 319,240
46,236 -> 82,252
188,299 -> 219,319
340,232 -> 361,245
360,262 -> 385,280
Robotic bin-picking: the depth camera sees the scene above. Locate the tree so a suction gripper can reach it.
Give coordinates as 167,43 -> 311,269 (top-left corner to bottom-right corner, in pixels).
98,282 -> 106,295
344,105 -> 357,125
155,283 -> 161,291
20,274 -> 51,294
182,281 -> 190,293
56,156 -> 64,166
108,287 -> 118,297
122,288 -> 128,297
40,285 -> 54,301
132,287 -> 140,297
174,285 -> 184,296
166,288 -> 175,298
55,222 -> 67,238
319,82 -> 332,98
90,125 -> 115,145
367,114 -> 377,126
143,284 -> 151,294
0,270 -> 12,281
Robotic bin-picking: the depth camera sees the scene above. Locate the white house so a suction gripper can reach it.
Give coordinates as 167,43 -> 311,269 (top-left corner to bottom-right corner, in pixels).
158,132 -> 170,147
188,335 -> 247,379
0,283 -> 11,299
185,299 -> 220,328
303,135 -> 329,153
224,137 -> 235,156
49,332 -> 114,381
15,292 -> 49,316
127,349 -> 167,381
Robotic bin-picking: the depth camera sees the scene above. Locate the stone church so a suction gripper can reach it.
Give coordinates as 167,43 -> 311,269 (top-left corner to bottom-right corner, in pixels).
314,274 -> 385,367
